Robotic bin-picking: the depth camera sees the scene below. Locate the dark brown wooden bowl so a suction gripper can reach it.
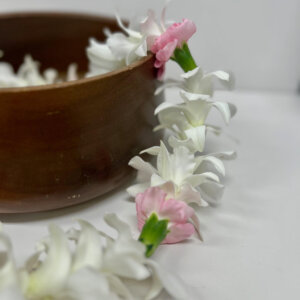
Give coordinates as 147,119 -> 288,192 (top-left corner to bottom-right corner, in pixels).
0,12 -> 161,213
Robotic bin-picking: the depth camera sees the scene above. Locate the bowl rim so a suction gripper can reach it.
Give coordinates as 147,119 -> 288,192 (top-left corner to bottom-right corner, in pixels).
0,11 -> 155,94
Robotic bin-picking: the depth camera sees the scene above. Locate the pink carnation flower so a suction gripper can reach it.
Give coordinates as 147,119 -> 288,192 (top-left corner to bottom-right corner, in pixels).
151,19 -> 196,77
136,187 -> 196,244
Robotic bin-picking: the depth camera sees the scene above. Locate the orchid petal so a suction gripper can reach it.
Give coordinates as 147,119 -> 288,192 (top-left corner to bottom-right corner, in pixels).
128,156 -> 157,176
103,214 -> 149,280
210,151 -> 237,160
181,98 -> 212,126
156,141 -> 172,180
168,135 -> 195,152
179,90 -> 211,101
184,125 -> 206,152
59,268 -> 119,300
196,156 -> 226,176
181,66 -> 202,80
199,182 -> 225,206
140,10 -> 162,49
160,0 -> 172,32
106,33 -> 132,60
157,106 -> 189,136
151,173 -> 167,187
115,13 -> 142,39
86,39 -> 125,76
127,183 -> 150,197
145,270 -> 163,300
106,274 -> 133,300
146,260 -> 188,300
206,124 -> 222,135
104,213 -> 132,239
212,102 -> 232,124
154,101 -> 176,115
171,146 -> 196,184
140,10 -> 161,35
140,146 -> 161,156
134,38 -> 147,57
26,224 -> 71,298
228,102 -> 238,118
72,220 -> 102,272
185,172 -> 220,187
154,79 -> 181,95
106,32 -> 146,66
208,70 -> 230,81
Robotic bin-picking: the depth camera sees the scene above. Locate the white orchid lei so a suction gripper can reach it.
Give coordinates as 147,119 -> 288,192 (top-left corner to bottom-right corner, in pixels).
0,3 -> 237,299
0,214 -> 187,300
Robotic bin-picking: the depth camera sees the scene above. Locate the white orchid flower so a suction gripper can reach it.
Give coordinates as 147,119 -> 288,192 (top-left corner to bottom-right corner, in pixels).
107,14 -> 147,65
144,260 -> 188,300
155,94 -> 237,153
86,14 -> 148,77
25,224 -> 72,299
127,141 -> 228,206
102,214 -> 150,281
67,214 -> 187,299
56,268 -> 120,300
101,213 -> 187,300
0,213 -> 187,300
24,220 -> 120,300
155,66 -> 232,100
89,0 -> 170,76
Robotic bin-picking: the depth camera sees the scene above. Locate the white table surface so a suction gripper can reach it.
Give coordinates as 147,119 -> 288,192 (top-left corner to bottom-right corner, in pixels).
1,90 -> 300,300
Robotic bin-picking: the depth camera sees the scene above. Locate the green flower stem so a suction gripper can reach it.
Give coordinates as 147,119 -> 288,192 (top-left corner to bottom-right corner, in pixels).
138,213 -> 169,257
171,43 -> 197,72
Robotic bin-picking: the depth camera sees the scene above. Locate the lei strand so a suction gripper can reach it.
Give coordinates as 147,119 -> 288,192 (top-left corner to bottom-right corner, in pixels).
0,4 -> 237,299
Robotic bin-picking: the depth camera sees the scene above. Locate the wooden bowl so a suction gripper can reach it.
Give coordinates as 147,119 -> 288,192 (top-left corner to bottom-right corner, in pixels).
0,12 -> 161,213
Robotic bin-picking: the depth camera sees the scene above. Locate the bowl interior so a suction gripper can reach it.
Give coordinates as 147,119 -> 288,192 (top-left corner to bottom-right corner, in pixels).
0,12 -> 119,73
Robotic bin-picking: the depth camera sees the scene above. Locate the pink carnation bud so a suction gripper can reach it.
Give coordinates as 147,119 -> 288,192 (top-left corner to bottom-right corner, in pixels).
136,187 -> 196,244
151,19 -> 196,77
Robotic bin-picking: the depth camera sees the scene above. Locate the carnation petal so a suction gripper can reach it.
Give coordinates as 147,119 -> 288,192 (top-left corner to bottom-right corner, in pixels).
163,223 -> 195,244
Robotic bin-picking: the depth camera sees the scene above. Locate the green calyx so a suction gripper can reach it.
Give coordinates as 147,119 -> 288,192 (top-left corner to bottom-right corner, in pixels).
171,43 -> 197,72
138,213 -> 169,257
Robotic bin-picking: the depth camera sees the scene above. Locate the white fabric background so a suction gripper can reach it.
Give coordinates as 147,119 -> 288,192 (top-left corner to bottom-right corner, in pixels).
0,0 -> 299,91
1,90 -> 300,299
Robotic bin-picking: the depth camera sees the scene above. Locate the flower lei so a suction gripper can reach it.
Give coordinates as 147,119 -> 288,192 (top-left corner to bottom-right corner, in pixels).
0,4 -> 237,300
